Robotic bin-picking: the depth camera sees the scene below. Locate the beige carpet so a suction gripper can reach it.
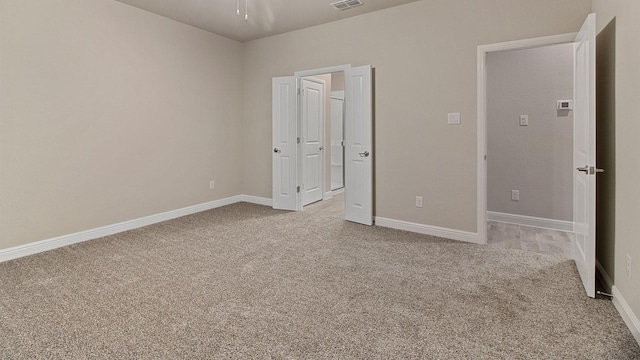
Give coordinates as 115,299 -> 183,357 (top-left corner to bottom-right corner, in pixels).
1,195 -> 639,359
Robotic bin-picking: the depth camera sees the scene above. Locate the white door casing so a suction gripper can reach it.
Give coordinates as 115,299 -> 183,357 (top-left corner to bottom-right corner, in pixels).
272,76 -> 298,211
573,13 -> 597,298
301,78 -> 325,206
344,65 -> 373,225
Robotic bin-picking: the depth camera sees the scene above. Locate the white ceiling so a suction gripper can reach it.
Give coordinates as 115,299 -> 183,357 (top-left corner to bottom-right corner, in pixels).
115,0 -> 420,42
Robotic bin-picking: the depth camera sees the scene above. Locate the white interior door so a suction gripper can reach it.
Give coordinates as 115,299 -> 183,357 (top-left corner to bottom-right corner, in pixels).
301,78 -> 325,206
272,76 -> 298,211
573,13 -> 596,298
344,65 -> 373,225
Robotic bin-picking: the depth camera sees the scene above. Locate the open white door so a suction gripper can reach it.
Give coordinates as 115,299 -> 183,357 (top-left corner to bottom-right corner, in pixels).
573,13 -> 597,298
272,76 -> 298,211
301,78 -> 325,206
344,65 -> 373,225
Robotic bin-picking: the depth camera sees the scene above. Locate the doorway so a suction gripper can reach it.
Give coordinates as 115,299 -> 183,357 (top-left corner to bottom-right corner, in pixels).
476,32 -> 578,244
300,72 -> 346,207
485,43 -> 575,258
272,64 -> 373,225
477,14 -> 597,298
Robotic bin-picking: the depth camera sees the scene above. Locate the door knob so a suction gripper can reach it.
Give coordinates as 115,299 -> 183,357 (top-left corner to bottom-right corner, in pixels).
274,148 -> 281,153
319,146 -> 324,151
577,166 -> 605,174
359,151 -> 370,157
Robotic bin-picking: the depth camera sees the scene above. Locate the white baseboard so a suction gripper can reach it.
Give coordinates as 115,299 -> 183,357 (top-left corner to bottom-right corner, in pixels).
0,194 -> 255,263
374,217 -> 480,244
595,259 -> 614,291
241,195 -> 273,207
487,211 -> 574,232
612,285 -> 640,346
331,188 -> 344,196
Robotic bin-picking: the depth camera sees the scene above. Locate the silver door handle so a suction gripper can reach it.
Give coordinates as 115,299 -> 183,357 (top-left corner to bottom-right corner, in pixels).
359,151 -> 370,157
274,148 -> 281,153
577,166 -> 605,174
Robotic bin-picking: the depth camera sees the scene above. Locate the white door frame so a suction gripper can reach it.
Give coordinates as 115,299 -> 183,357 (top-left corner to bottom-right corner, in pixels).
295,65 -> 351,78
476,33 -> 577,244
295,65 -> 352,210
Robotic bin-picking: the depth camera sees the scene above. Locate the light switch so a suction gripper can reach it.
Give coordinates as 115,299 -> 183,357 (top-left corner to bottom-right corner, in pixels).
519,115 -> 529,126
448,113 -> 461,125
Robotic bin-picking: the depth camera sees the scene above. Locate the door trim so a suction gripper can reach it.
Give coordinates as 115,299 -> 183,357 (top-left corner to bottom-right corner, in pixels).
295,65 -> 351,78
476,33 -> 577,244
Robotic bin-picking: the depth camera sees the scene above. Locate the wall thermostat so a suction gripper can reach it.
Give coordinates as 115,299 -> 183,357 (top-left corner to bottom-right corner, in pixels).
557,100 -> 573,110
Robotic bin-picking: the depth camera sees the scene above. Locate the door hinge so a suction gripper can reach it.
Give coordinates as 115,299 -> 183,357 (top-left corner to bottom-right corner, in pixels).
297,137 -> 300,144
297,186 -> 300,193
297,88 -> 301,95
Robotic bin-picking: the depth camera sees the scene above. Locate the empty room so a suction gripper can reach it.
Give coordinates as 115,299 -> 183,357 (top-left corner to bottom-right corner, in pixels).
1,0 -> 639,358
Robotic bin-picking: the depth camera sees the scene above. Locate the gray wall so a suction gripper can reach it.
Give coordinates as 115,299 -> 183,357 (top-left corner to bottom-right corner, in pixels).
487,44 -> 574,221
241,0 -> 591,232
0,0 -> 243,249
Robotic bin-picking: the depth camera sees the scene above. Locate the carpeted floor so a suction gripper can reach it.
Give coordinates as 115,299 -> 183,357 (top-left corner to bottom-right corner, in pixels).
1,195 -> 639,359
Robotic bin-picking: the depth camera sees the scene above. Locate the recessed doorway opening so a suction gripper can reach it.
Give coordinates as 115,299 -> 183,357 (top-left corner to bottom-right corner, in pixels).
272,64 -> 373,225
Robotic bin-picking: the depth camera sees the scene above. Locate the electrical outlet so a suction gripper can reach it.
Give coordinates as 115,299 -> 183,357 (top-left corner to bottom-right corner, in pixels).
209,180 -> 215,190
519,115 -> 529,126
627,255 -> 632,279
416,196 -> 423,208
511,190 -> 520,201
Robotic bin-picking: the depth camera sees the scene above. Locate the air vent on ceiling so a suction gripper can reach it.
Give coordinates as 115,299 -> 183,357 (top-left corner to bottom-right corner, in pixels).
330,0 -> 364,11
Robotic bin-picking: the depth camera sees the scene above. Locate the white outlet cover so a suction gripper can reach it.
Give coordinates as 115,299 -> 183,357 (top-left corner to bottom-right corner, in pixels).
519,115 -> 528,126
557,100 -> 573,110
447,113 -> 461,125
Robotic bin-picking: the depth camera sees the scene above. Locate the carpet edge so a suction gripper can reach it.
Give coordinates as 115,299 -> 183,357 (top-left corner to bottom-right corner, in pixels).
0,195 -> 243,263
